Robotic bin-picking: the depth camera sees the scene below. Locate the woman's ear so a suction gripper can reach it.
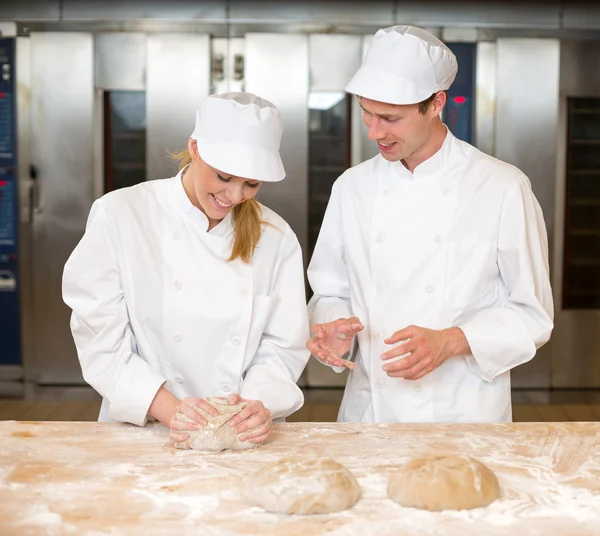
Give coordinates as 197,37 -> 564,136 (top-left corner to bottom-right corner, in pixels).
188,137 -> 199,158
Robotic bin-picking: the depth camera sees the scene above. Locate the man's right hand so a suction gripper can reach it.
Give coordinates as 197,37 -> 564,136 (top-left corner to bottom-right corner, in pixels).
306,317 -> 364,370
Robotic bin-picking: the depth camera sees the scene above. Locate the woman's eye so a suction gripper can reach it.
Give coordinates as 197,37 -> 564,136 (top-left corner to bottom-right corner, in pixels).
246,182 -> 260,189
217,174 -> 231,183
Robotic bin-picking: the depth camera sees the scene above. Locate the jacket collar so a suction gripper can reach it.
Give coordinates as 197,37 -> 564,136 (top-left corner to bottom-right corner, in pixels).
389,125 -> 468,182
171,166 -> 234,239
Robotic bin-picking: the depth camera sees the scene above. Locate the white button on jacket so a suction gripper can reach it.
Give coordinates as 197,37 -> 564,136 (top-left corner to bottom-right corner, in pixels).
307,129 -> 554,424
63,171 -> 310,426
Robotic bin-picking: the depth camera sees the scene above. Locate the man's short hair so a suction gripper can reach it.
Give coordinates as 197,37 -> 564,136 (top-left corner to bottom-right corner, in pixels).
417,91 -> 448,115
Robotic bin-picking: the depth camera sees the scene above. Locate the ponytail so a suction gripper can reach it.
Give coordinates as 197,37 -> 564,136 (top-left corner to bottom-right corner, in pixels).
171,149 -> 192,169
230,198 -> 263,263
171,149 -> 264,263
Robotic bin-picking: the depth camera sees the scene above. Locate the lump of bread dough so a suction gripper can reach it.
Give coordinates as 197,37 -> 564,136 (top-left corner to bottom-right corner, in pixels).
173,397 -> 258,452
388,455 -> 500,511
243,458 -> 361,515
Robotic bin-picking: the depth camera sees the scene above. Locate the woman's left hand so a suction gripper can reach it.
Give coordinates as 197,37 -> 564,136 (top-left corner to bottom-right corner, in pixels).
226,394 -> 273,444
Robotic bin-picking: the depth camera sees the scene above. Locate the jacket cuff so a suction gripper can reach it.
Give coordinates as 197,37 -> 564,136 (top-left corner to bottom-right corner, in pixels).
240,366 -> 304,420
107,357 -> 166,426
308,298 -> 353,327
459,314 -> 536,383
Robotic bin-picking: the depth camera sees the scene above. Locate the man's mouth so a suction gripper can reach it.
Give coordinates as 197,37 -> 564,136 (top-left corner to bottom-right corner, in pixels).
378,141 -> 397,152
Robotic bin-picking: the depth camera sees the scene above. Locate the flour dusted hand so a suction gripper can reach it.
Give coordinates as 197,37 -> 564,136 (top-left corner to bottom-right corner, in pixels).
388,455 -> 501,511
307,317 -> 363,370
172,397 -> 259,452
243,458 -> 361,514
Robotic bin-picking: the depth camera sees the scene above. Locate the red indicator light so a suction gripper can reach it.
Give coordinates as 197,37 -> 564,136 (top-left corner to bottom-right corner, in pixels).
453,96 -> 466,104
0,181 -> 7,187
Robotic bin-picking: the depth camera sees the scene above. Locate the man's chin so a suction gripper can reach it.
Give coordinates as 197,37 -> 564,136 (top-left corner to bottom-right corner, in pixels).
379,149 -> 402,162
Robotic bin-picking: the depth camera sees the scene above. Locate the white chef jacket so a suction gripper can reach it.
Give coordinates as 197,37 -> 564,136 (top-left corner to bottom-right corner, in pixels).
62,170 -> 310,426
307,128 -> 554,423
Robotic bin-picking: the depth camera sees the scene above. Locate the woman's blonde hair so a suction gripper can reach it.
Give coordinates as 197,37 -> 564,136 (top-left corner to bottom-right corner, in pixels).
171,149 -> 263,264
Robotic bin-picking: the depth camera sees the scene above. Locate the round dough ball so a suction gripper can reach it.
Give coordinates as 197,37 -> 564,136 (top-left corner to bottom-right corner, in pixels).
243,458 -> 361,515
388,455 -> 500,511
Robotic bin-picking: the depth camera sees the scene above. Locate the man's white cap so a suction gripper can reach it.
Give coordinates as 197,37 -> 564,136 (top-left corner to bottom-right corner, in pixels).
191,92 -> 285,182
345,25 -> 458,105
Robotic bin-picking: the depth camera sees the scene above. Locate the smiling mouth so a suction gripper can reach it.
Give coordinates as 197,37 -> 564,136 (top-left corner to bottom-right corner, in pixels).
378,141 -> 397,151
211,194 -> 234,210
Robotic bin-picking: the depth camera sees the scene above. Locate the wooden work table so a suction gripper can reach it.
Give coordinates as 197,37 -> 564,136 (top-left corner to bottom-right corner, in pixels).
1,420 -> 599,535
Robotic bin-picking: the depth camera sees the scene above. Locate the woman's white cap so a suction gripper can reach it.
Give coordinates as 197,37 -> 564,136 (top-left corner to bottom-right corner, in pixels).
345,25 -> 458,105
191,92 -> 285,182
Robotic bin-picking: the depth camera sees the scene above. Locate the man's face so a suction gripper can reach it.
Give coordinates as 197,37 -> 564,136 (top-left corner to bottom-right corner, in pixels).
360,94 -> 442,162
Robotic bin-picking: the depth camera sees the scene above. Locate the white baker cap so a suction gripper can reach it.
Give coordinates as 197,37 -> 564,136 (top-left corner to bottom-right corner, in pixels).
345,25 -> 458,105
191,92 -> 285,182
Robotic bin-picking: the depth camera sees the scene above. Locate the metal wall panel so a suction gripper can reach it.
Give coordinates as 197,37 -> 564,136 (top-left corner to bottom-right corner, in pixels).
562,1 -> 600,30
92,88 -> 104,202
211,38 -> 229,95
16,38 -> 32,227
474,42 -> 496,155
442,27 -> 478,43
211,37 -> 244,95
4,0 -> 600,31
146,34 -> 210,181
306,34 -> 361,388
0,0 -> 59,20
95,33 -> 146,91
495,38 -> 560,388
552,88 -> 567,316
63,0 -> 226,21
351,35 -> 379,166
395,1 -> 561,28
550,40 -> 600,388
230,1 -> 394,24
16,36 -> 35,388
29,32 -> 94,384
552,314 -> 600,387
245,33 -> 309,258
309,34 -> 361,92
559,40 -> 600,97
0,23 -> 17,36
496,38 -> 560,256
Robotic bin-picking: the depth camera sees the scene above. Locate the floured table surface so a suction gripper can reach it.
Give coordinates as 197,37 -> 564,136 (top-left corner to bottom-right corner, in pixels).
1,421 -> 600,535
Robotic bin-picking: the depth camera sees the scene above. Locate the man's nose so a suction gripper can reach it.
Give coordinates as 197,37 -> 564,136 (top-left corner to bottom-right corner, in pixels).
367,117 -> 384,140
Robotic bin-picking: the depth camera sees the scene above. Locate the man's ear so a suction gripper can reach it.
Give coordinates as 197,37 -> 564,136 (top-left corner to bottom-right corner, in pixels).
431,91 -> 447,117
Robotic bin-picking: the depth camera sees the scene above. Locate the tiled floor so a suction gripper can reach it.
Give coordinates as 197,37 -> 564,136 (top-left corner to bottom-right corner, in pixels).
1,389 -> 600,422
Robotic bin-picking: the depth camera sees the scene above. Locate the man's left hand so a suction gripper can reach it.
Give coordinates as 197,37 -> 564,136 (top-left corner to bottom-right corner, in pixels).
380,326 -> 470,381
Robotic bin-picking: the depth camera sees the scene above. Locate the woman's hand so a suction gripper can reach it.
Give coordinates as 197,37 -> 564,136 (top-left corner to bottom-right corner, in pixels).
169,397 -> 219,443
226,394 -> 273,444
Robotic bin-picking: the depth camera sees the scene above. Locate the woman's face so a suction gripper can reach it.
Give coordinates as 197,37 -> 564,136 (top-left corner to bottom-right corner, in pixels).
184,139 -> 262,224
